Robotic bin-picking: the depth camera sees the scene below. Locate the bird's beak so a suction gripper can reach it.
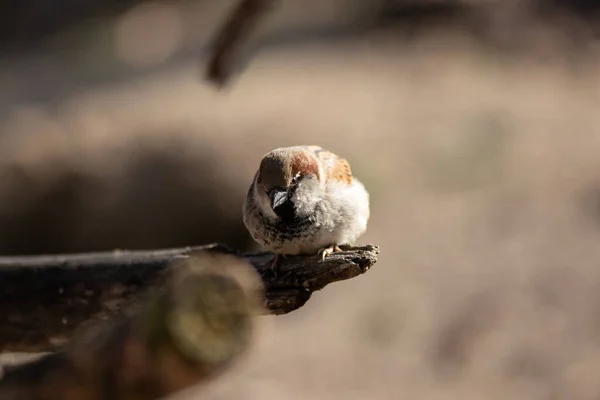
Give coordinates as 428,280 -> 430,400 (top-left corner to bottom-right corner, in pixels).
269,188 -> 289,210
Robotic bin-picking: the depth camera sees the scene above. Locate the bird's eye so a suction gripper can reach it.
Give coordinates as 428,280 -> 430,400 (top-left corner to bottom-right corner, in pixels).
292,172 -> 302,184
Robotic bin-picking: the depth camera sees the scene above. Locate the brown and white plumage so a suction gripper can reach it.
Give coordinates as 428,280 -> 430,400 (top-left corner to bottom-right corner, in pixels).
243,145 -> 370,264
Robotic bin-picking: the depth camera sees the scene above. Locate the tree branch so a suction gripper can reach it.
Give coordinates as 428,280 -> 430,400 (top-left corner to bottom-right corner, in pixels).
205,0 -> 279,87
0,252 -> 263,399
0,244 -> 379,353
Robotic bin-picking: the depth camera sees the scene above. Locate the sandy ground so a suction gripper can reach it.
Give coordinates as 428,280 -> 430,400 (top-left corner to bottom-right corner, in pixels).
2,19 -> 600,400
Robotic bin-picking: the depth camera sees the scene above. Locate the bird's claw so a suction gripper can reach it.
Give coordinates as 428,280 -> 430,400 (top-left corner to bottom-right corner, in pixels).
266,253 -> 283,278
318,244 -> 343,261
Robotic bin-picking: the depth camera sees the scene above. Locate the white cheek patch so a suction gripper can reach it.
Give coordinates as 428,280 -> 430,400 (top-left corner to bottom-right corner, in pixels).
290,180 -> 308,203
290,180 -> 321,216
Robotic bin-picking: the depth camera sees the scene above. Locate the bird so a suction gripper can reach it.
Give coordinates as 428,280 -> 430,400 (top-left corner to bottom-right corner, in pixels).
243,145 -> 370,275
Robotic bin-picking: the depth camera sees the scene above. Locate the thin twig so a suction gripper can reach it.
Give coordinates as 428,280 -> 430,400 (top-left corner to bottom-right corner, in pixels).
0,244 -> 379,352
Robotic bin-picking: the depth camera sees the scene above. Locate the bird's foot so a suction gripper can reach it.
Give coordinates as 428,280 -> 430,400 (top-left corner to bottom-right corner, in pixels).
265,253 -> 284,278
318,244 -> 343,261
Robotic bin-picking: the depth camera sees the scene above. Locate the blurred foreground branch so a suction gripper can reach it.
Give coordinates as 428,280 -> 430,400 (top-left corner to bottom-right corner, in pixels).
0,243 -> 379,352
0,252 -> 263,399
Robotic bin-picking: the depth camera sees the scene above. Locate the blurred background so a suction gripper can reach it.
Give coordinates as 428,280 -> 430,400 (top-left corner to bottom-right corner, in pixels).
2,0 -> 600,398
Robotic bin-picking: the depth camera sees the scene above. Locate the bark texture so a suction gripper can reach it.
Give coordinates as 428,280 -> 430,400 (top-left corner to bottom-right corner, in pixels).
0,251 -> 264,400
0,244 -> 380,352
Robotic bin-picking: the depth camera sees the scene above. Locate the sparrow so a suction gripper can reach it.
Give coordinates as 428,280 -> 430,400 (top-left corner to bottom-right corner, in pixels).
243,145 -> 370,274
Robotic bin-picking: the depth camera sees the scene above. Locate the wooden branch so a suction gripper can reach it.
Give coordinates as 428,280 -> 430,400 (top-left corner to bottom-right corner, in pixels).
205,0 -> 279,87
202,0 -> 472,87
0,252 -> 263,400
0,244 -> 379,353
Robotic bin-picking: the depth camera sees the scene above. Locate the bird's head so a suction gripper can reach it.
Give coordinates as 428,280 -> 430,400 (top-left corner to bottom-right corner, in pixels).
253,147 -> 323,220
